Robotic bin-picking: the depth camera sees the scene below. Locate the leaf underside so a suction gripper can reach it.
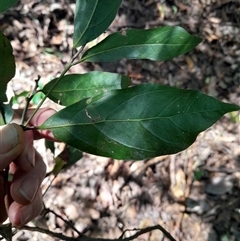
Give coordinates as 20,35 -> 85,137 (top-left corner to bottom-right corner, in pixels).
40,84 -> 240,160
82,26 -> 202,62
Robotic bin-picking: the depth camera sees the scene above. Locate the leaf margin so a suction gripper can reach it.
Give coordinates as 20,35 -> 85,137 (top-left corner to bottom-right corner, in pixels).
39,84 -> 240,160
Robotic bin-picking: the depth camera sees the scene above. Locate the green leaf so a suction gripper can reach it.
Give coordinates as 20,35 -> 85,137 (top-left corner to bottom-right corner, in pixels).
73,0 -> 122,48
39,84 -> 240,160
52,156 -> 66,175
0,32 -> 15,103
11,91 -> 28,105
0,223 -> 12,241
81,26 -> 202,62
65,146 -> 83,169
45,139 -> 55,154
31,91 -> 45,105
42,71 -> 130,106
193,168 -> 205,181
0,0 -> 18,13
0,103 -> 14,125
52,146 -> 82,175
0,112 -> 4,125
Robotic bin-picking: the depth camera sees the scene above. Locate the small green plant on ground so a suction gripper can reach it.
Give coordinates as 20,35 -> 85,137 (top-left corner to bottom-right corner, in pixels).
0,0 -> 239,240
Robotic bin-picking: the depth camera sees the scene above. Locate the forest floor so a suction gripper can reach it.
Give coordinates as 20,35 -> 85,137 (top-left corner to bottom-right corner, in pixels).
0,0 -> 240,240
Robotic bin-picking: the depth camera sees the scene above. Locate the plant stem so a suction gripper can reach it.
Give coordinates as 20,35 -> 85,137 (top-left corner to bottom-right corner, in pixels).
20,76 -> 41,125
24,63 -> 71,126
24,47 -> 84,127
71,58 -> 85,67
19,224 -> 177,241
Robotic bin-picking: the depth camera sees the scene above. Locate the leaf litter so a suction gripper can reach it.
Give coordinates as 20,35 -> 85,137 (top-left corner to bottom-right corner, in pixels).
0,0 -> 239,240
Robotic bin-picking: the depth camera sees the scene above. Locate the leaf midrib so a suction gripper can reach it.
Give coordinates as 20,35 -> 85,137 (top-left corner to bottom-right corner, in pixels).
49,84 -> 120,93
74,0 -> 98,47
42,109 -> 224,129
82,42 -> 198,61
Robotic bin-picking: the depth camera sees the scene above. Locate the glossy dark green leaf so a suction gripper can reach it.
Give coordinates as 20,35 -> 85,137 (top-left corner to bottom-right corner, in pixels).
73,0 -> 122,47
0,0 -> 18,13
39,84 -> 240,160
42,71 -> 130,106
0,32 -> 15,103
81,26 -> 202,62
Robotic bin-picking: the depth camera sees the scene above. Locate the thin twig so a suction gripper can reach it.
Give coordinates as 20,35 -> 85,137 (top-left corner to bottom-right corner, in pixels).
44,208 -> 83,237
121,225 -> 177,241
71,45 -> 85,66
19,224 -> 177,241
42,173 -> 58,197
20,75 -> 41,125
3,167 -> 10,215
19,226 -> 77,241
24,46 -> 85,127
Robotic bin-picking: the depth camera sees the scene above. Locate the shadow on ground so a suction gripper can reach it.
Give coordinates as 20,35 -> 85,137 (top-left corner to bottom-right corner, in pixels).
0,0 -> 239,240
